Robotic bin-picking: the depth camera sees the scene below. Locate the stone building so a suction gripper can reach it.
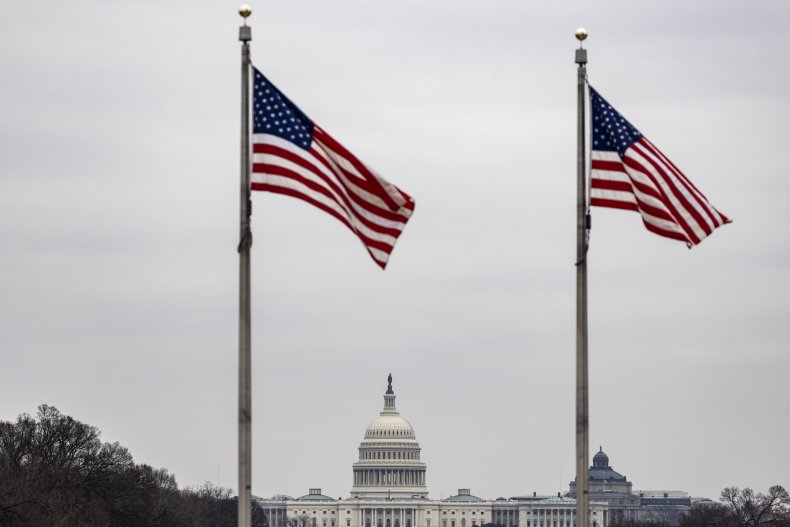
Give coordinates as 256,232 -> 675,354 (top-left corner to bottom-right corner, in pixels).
257,376 -> 610,527
567,448 -> 693,524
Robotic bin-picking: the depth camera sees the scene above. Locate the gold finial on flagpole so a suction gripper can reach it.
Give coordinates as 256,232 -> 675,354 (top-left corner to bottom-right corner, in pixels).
239,4 -> 252,21
575,28 -> 588,63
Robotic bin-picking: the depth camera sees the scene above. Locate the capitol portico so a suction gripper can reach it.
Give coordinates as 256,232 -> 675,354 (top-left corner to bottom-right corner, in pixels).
257,376 -> 608,527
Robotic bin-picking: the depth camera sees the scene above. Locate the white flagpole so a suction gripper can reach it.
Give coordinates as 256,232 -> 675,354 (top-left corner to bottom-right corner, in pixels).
238,5 -> 253,527
574,27 -> 590,527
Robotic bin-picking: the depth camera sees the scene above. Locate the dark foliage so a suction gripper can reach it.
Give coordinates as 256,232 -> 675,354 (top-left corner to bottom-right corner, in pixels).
287,513 -> 314,527
0,405 -> 263,527
679,487 -> 789,527
609,513 -> 672,527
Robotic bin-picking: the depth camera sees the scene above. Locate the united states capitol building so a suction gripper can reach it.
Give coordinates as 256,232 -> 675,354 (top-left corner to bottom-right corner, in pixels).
257,377 -> 705,527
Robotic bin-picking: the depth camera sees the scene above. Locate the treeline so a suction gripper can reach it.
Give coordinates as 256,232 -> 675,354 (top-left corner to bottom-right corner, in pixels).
0,405 -> 265,526
679,486 -> 789,527
607,486 -> 789,527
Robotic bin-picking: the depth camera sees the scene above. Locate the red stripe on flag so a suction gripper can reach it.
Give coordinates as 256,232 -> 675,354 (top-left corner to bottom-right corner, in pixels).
590,198 -> 638,212
591,159 -> 627,173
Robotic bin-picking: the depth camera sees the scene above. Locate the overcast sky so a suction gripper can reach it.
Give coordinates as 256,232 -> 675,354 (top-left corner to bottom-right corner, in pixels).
1,0 -> 788,504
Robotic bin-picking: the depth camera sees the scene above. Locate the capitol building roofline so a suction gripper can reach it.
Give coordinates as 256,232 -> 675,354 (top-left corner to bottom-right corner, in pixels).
254,377 -> 702,527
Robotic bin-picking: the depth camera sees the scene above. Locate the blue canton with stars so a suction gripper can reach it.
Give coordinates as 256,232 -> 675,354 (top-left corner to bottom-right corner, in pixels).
253,68 -> 314,150
591,87 -> 642,157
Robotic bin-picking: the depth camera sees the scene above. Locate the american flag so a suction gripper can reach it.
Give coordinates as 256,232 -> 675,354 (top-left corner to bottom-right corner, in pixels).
250,67 -> 415,269
590,87 -> 730,246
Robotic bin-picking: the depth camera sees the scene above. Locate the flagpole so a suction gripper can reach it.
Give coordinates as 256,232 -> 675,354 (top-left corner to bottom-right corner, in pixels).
574,28 -> 590,527
238,5 -> 253,527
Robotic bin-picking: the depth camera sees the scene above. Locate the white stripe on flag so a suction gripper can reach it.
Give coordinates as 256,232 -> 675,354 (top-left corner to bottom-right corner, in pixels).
590,188 -> 637,205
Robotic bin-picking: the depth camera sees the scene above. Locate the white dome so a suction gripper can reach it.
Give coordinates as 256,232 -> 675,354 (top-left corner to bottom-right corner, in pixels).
364,414 -> 416,440
351,375 -> 428,498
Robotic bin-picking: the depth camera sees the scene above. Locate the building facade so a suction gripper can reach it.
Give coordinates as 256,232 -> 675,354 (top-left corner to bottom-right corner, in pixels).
567,448 -> 694,524
261,377 -> 674,527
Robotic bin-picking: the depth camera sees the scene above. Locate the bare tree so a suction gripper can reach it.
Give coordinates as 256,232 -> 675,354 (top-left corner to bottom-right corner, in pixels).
609,511 -> 673,527
270,494 -> 294,501
680,486 -> 789,527
720,486 -> 790,527
289,513 -> 316,527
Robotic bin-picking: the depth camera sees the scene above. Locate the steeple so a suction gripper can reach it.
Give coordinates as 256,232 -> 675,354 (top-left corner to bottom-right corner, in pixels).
383,373 -> 397,413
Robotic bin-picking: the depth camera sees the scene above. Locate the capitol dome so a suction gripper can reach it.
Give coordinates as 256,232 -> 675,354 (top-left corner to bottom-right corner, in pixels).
351,375 -> 427,498
364,414 -> 416,440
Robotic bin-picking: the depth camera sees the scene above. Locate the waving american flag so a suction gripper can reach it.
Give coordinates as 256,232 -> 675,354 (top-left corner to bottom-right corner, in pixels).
590,87 -> 730,246
250,67 -> 415,269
